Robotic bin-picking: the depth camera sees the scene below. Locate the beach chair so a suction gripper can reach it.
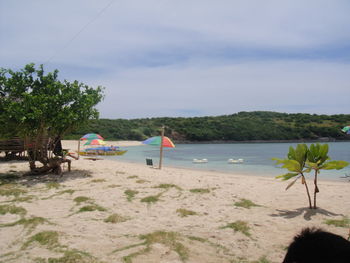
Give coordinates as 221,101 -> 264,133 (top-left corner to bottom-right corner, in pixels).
146,158 -> 153,167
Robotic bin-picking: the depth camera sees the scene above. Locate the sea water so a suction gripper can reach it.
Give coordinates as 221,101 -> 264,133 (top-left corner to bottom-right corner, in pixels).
105,142 -> 350,181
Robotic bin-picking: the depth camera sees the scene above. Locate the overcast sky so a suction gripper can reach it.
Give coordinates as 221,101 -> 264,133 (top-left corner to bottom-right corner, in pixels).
1,0 -> 350,119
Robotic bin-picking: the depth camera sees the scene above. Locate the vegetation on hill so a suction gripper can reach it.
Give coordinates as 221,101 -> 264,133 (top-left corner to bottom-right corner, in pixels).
65,111 -> 350,142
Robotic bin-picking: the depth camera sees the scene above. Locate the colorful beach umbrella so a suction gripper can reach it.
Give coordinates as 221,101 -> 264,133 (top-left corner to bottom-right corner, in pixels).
142,136 -> 175,148
341,126 -> 350,134
142,127 -> 175,169
80,133 -> 104,141
84,139 -> 106,146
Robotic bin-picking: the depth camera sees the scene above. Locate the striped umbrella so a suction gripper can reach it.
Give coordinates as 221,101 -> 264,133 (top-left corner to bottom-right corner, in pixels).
142,127 -> 175,169
142,136 -> 175,148
80,133 -> 104,141
84,139 -> 106,146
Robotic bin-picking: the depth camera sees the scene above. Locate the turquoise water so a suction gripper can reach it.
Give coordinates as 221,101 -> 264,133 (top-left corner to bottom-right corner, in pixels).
105,142 -> 350,181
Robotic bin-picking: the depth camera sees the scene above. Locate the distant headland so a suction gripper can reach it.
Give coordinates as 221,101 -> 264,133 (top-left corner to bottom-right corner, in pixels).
65,111 -> 350,142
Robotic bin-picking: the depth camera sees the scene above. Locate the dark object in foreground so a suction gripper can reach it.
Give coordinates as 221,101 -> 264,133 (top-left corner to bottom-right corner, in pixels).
283,227 -> 350,263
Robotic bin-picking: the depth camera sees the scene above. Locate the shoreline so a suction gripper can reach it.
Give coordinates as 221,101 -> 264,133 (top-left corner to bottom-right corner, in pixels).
107,157 -> 349,183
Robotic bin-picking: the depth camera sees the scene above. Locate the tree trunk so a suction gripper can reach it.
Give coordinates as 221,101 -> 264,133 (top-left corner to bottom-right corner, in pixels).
313,171 -> 319,209
26,157 -> 71,176
302,175 -> 312,209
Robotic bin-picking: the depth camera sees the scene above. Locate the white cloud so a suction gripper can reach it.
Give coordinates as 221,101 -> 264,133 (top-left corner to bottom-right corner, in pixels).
92,59 -> 350,118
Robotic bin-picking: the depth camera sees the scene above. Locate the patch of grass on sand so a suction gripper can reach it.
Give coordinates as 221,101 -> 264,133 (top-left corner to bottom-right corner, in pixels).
59,189 -> 75,195
154,183 -> 182,190
33,247 -> 100,263
120,231 -> 189,263
78,204 -> 107,213
251,256 -> 272,263
116,171 -> 126,175
9,195 -> 35,203
0,183 -> 27,197
0,216 -> 51,233
127,175 -> 138,179
46,182 -> 61,189
140,193 -> 161,204
124,190 -> 139,202
324,217 -> 350,228
47,249 -> 99,263
22,231 -> 60,249
104,213 -> 129,223
187,236 -> 207,243
107,184 -> 121,188
90,179 -> 106,183
122,248 -> 149,263
42,189 -> 75,200
0,174 -> 21,185
176,208 -> 197,217
33,257 -> 46,263
0,204 -> 27,216
186,235 -> 233,257
234,198 -> 260,209
136,179 -> 149,184
220,220 -> 251,237
141,231 -> 189,262
73,196 -> 92,204
189,188 -> 210,194
0,251 -> 22,262
113,242 -> 146,253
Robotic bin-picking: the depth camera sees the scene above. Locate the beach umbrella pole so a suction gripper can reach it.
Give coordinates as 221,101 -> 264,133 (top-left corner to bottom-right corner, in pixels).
77,140 -> 81,160
159,126 -> 165,169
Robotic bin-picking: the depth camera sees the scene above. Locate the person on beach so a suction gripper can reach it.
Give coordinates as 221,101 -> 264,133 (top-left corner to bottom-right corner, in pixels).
282,227 -> 350,263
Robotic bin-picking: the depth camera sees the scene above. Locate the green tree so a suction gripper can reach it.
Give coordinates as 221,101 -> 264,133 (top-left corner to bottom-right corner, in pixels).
0,63 -> 104,174
273,144 -> 348,209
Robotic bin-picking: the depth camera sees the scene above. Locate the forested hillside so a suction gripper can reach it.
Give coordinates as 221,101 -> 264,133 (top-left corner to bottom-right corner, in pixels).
65,111 -> 350,142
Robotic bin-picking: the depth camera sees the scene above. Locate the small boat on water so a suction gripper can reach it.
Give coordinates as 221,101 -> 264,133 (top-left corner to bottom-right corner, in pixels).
79,146 -> 127,156
228,158 -> 244,163
193,158 -> 208,163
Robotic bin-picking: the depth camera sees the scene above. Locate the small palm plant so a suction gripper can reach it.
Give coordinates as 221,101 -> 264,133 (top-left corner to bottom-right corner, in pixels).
273,143 -> 348,209
273,144 -> 313,208
306,143 -> 348,208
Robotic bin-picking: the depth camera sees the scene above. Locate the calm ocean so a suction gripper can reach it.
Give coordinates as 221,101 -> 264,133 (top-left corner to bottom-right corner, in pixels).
105,142 -> 350,181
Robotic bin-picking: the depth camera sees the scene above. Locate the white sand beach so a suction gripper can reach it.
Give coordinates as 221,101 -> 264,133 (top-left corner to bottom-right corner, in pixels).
0,141 -> 349,262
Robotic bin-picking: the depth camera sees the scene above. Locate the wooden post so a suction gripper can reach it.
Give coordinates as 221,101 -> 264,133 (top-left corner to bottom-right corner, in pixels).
159,126 -> 165,169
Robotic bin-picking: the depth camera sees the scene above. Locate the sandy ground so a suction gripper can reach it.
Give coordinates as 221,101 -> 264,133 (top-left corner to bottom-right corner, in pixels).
0,141 -> 349,262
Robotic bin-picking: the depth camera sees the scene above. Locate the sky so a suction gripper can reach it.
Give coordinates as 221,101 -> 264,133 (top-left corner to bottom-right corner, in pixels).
1,0 -> 350,119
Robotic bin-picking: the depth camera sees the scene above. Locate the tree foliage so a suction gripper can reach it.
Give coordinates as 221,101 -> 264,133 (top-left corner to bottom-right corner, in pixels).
0,63 -> 104,139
